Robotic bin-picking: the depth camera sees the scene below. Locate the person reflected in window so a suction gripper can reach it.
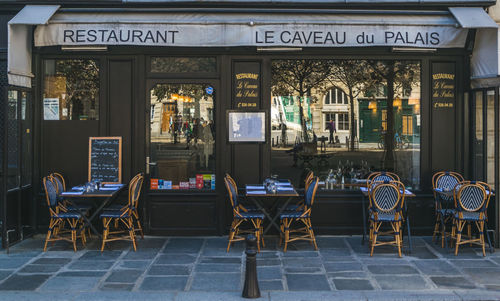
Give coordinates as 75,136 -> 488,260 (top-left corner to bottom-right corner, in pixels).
200,120 -> 214,168
326,119 -> 336,144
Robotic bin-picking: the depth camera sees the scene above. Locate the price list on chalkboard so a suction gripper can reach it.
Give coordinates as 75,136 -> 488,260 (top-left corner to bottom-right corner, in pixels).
432,63 -> 456,110
234,62 -> 260,109
88,137 -> 122,184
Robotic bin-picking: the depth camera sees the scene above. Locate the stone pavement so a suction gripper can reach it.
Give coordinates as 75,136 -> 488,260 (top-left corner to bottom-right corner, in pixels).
0,235 -> 499,300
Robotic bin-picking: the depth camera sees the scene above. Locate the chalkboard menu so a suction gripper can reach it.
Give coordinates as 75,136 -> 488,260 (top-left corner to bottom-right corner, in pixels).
432,63 -> 456,110
88,137 -> 122,184
234,62 -> 260,109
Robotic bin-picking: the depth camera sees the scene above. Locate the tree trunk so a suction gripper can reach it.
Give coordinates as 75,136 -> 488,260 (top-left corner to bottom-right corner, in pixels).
349,89 -> 355,151
298,93 -> 309,143
383,64 -> 396,171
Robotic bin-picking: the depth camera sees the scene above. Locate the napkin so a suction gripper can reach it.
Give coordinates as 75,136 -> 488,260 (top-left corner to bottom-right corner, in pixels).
246,185 -> 265,190
62,191 -> 83,195
99,187 -> 119,191
247,190 -> 267,195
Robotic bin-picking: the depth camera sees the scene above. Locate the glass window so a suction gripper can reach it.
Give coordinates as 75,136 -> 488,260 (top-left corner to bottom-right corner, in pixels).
21,92 -> 32,186
7,90 -> 19,190
474,91 -> 484,180
338,113 -> 349,131
271,59 -> 421,190
149,83 -> 215,190
151,57 -> 217,73
43,59 -> 100,121
486,90 -> 495,187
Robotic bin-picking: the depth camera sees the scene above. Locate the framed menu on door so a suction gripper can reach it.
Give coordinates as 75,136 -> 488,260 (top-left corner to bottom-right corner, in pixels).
88,137 -> 122,184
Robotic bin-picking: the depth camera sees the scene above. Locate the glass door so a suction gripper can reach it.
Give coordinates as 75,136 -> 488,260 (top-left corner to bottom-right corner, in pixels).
146,81 -> 217,192
1,87 -> 33,249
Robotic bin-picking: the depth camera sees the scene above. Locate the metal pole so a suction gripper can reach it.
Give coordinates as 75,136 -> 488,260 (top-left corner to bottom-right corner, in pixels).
242,234 -> 260,299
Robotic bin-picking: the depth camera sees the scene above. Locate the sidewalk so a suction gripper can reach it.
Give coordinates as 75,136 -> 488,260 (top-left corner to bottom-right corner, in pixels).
0,235 -> 499,300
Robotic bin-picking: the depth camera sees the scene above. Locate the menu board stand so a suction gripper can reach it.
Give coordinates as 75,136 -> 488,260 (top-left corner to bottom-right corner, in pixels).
88,137 -> 122,184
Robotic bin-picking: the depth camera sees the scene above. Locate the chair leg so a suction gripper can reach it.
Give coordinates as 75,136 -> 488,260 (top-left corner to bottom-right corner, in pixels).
70,219 -> 77,252
455,220 -> 464,256
468,223 -> 472,247
395,222 -> 402,258
283,218 -> 291,252
44,219 -> 57,252
227,220 -> 237,252
304,218 -> 318,250
101,217 -> 110,252
133,210 -> 144,239
433,214 -> 440,243
478,221 -> 486,257
128,217 -> 137,252
371,222 -> 380,257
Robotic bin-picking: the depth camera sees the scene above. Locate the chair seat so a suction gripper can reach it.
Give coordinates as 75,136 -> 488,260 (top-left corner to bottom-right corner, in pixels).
280,210 -> 309,219
239,204 -> 261,211
52,211 -> 82,219
436,208 -> 454,217
454,211 -> 486,221
100,210 -> 130,218
66,205 -> 92,212
235,212 -> 265,219
370,212 -> 402,222
105,204 -> 130,211
282,203 -> 302,211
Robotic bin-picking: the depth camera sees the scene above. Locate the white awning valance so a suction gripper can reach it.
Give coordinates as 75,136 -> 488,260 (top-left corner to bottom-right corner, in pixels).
8,5 -> 59,88
33,10 -> 469,48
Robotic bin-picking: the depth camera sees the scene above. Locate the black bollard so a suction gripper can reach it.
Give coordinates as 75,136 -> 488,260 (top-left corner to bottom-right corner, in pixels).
242,234 -> 260,299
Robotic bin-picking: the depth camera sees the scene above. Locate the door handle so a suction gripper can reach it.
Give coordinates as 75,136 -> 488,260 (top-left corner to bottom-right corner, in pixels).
146,157 -> 157,174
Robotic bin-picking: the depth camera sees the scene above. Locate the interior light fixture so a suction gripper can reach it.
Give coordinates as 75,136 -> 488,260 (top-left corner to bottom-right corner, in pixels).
391,47 -> 437,53
257,47 -> 303,52
61,46 -> 108,51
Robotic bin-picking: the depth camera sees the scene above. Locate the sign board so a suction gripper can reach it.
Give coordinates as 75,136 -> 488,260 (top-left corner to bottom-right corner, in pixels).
432,63 -> 456,110
228,111 -> 266,142
35,23 -> 468,49
43,98 -> 60,120
234,62 -> 260,109
88,137 -> 122,184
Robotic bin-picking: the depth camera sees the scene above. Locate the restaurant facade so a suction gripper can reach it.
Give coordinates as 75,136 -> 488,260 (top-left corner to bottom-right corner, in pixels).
1,0 -> 499,248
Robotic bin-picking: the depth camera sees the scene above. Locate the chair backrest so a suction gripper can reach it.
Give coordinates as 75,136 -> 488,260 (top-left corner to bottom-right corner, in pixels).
51,172 -> 66,191
367,172 -> 399,190
43,176 -> 59,209
432,171 -> 464,201
454,181 -> 490,213
304,176 -> 319,208
224,174 -> 239,209
130,173 -> 144,208
50,173 -> 66,203
370,180 -> 405,213
304,170 -> 314,191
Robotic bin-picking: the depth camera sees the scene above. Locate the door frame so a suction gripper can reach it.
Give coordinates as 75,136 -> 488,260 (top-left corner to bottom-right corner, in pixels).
2,86 -> 34,250
144,78 -> 221,233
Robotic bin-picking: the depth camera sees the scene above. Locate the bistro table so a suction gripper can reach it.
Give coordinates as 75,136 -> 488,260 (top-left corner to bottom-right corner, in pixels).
60,183 -> 126,238
433,187 -> 495,253
359,185 -> 416,253
245,180 -> 299,235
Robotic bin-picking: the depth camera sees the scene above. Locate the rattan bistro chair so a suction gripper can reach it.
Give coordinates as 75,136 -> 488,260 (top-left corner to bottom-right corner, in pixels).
431,171 -> 464,248
369,180 -> 406,257
105,173 -> 145,239
100,174 -> 143,252
43,176 -> 86,252
367,172 -> 400,189
279,176 -> 319,252
452,181 -> 491,256
51,172 -> 93,214
366,172 -> 400,244
224,174 -> 265,252
283,170 -> 314,212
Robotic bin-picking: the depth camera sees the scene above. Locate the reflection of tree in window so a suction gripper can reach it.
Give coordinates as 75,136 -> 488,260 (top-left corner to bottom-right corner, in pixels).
43,60 -> 99,120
